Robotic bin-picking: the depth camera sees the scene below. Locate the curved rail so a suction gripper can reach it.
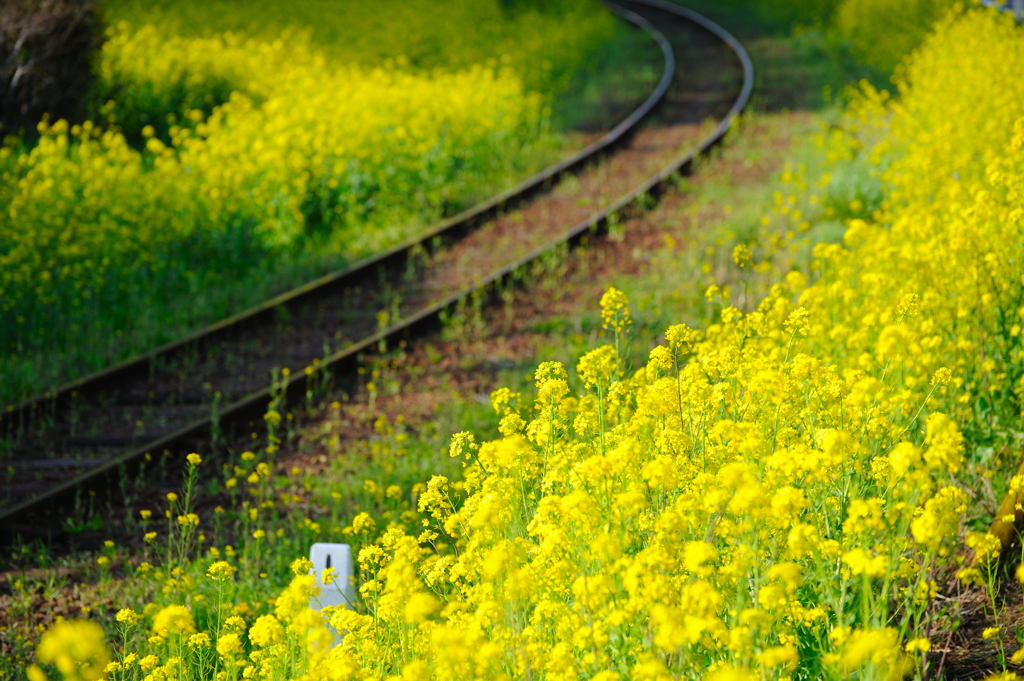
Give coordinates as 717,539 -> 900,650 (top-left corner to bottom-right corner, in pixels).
0,5 -> 673,431
0,0 -> 754,535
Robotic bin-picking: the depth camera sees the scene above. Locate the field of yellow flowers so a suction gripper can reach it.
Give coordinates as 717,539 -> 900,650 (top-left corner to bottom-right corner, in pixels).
0,0 -> 629,406
15,1 -> 1024,681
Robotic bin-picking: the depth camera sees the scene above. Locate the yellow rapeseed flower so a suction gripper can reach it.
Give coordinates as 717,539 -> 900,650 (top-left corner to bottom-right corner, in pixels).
33,620 -> 110,681
151,605 -> 195,637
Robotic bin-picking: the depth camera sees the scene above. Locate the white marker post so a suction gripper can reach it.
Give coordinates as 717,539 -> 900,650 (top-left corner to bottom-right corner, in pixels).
308,542 -> 356,630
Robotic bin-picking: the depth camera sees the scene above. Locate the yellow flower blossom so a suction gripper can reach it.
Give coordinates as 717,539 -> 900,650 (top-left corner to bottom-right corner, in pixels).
599,286 -> 632,332
33,620 -> 109,681
152,605 -> 195,637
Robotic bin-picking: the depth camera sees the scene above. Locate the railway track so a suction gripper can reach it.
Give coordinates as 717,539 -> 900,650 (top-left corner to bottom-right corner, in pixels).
0,0 -> 753,542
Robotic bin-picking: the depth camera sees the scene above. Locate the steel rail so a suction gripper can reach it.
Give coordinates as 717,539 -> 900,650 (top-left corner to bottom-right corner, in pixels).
0,4 -> 672,432
0,0 -> 754,535
0,1 -> 676,529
